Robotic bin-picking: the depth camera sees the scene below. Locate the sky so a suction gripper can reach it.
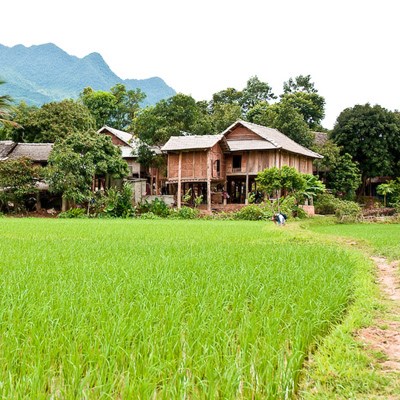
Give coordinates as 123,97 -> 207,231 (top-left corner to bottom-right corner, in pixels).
1,0 -> 400,129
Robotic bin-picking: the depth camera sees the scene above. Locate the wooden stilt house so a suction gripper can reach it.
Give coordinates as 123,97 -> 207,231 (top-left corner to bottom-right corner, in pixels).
162,120 -> 322,211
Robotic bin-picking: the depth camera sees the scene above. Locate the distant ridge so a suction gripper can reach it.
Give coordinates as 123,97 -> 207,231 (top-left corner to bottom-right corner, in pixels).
0,43 -> 176,107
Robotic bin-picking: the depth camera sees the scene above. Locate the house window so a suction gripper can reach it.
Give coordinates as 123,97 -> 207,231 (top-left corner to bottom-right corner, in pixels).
215,159 -> 220,174
232,155 -> 242,171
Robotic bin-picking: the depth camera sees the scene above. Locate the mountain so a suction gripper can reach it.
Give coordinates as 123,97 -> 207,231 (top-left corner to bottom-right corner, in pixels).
0,43 -> 176,107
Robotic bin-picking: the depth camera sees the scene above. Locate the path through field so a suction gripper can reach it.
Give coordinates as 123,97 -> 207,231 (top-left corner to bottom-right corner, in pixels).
358,256 -> 400,372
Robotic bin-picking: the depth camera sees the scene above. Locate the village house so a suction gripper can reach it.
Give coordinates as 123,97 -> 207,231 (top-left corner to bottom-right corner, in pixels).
97,126 -> 167,202
162,120 -> 322,212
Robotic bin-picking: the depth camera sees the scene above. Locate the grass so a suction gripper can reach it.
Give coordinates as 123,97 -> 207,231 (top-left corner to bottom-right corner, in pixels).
298,219 -> 400,399
0,218 -> 362,399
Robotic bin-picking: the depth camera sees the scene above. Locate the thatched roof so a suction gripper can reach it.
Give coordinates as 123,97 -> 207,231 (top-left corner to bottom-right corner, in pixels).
222,120 -> 323,159
7,143 -> 53,162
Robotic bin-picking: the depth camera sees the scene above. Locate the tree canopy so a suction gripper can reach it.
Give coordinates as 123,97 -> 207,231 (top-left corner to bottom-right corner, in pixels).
80,84 -> 146,130
331,104 -> 400,187
7,100 -> 95,143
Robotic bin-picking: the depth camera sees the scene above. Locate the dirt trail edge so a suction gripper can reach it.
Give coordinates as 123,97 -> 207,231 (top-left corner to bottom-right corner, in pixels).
358,256 -> 400,371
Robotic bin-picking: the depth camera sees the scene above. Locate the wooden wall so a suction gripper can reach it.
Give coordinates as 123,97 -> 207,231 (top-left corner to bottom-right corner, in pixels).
225,126 -> 260,140
225,150 -> 313,175
167,143 -> 225,181
102,131 -> 126,146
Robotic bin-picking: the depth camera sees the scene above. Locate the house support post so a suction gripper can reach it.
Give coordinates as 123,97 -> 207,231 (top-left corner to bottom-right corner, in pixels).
177,152 -> 182,209
207,151 -> 211,213
245,151 -> 249,204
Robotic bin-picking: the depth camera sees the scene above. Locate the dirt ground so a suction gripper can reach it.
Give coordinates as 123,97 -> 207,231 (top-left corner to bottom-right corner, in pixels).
358,256 -> 400,372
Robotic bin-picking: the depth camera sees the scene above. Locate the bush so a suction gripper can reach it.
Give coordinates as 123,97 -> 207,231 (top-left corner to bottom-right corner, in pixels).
314,193 -> 341,215
138,198 -> 170,217
335,200 -> 362,223
103,183 -> 135,218
169,206 -> 199,219
234,205 -> 267,221
58,208 -> 87,219
138,212 -> 162,220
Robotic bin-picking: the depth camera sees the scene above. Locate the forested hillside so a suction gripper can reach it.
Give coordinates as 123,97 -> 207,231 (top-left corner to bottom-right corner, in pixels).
0,43 -> 176,106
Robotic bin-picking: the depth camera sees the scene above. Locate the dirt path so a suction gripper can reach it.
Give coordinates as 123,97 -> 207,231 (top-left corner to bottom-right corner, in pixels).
358,256 -> 400,372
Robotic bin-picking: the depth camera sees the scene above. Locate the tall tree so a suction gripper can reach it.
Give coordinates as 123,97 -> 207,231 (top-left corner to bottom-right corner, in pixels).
283,74 -> 318,94
240,76 -> 276,113
331,103 -> 400,192
247,101 -> 314,148
133,94 -> 209,145
80,84 -> 146,131
9,100 -> 95,143
280,75 -> 325,130
0,157 -> 40,212
0,80 -> 19,133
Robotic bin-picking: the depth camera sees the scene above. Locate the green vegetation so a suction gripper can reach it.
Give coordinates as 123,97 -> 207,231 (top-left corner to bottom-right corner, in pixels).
0,218 -> 363,399
310,222 -> 400,260
299,221 -> 400,399
0,43 -> 175,108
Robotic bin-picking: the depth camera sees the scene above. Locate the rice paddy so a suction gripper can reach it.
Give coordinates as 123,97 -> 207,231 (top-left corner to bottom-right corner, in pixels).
0,219 -> 363,398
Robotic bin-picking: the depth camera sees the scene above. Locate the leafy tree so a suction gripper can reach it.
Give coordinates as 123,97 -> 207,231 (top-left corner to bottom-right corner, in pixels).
247,101 -> 314,148
47,130 -> 129,210
133,94 -> 209,145
280,75 -> 325,130
331,104 -> 400,193
9,100 -> 95,143
327,153 -> 361,200
1,102 -> 38,141
79,88 -> 117,128
0,157 -> 40,212
111,83 -> 146,130
280,92 -> 325,130
256,166 -> 306,198
80,84 -> 146,131
283,74 -> 318,94
313,139 -> 361,198
210,103 -> 242,133
211,87 -> 243,108
0,80 -> 20,135
240,76 -> 276,113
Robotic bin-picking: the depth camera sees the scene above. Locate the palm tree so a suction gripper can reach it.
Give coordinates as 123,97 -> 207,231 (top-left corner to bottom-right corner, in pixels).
0,80 -> 18,128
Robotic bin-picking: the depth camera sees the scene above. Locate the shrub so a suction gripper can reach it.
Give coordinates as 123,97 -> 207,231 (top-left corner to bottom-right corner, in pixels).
234,205 -> 267,221
335,200 -> 362,223
137,198 -> 170,217
103,183 -> 135,218
169,206 -> 199,219
138,212 -> 162,220
58,208 -> 87,219
314,193 -> 341,215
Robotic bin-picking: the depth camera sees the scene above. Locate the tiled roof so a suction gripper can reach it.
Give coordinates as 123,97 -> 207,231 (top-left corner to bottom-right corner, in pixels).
121,146 -> 136,158
227,140 -> 276,152
162,135 -> 223,151
222,120 -> 323,159
97,126 -> 136,146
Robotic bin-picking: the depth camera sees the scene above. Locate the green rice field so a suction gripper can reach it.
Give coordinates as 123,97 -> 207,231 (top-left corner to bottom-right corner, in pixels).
0,219 -> 370,398
310,222 -> 400,260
